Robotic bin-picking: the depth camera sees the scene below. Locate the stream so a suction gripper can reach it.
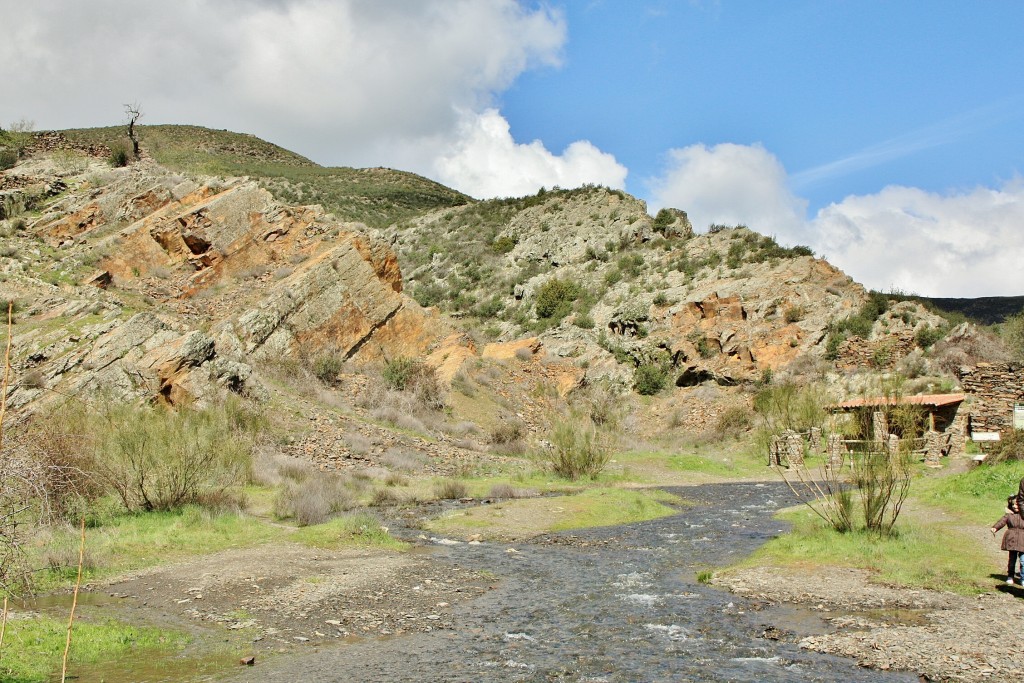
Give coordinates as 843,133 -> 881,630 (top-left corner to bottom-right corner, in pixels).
223,482 -> 917,682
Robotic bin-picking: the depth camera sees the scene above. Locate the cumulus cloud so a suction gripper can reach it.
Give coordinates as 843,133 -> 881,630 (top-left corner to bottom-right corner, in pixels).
810,180 -> 1024,297
434,109 -> 627,198
647,143 -> 808,238
647,142 -> 1024,296
0,0 -> 577,176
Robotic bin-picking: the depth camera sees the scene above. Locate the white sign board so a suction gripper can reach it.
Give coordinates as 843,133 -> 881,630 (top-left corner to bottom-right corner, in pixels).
972,431 -> 1001,442
1015,403 -> 1024,430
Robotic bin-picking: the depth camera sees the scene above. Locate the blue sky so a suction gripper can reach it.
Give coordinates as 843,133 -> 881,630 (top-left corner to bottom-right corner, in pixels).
500,1 -> 1024,214
2,0 -> 1023,296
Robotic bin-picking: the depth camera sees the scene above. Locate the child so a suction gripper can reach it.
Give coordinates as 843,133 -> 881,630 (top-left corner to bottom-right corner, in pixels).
992,496 -> 1024,585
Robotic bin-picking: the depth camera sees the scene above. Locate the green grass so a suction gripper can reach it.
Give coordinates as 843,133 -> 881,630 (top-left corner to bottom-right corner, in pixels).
60,125 -> 470,228
663,446 -> 768,479
548,488 -> 681,532
0,615 -> 187,683
913,461 -> 1024,525
735,505 -> 994,595
30,506 -> 281,591
290,513 -> 406,551
29,506 -> 406,593
425,486 -> 681,538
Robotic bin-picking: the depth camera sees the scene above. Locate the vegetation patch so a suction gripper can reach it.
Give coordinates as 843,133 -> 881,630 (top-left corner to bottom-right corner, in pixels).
290,513 -> 406,551
0,615 -> 187,683
425,488 -> 680,540
734,505 -> 993,595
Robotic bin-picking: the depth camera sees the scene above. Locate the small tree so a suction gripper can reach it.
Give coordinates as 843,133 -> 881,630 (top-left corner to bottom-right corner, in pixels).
124,104 -> 142,158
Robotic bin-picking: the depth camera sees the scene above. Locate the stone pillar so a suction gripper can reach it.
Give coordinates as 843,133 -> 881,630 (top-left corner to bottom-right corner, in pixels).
768,435 -> 782,466
949,410 -> 967,456
872,411 -> 888,447
809,427 -> 822,453
827,433 -> 845,469
784,429 -> 804,467
924,431 -> 942,468
887,433 -> 900,455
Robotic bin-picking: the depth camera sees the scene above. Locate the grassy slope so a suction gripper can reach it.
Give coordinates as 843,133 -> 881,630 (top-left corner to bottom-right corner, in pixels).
60,124 -> 470,229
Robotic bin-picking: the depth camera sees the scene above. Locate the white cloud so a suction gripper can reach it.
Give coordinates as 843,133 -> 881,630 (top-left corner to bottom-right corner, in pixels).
811,180 -> 1024,297
647,142 -> 1024,296
434,109 -> 628,198
0,0 -> 570,174
647,142 -> 807,238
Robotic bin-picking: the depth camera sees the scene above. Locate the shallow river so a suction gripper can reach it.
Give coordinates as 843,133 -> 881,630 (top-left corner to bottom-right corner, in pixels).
225,482 -> 916,682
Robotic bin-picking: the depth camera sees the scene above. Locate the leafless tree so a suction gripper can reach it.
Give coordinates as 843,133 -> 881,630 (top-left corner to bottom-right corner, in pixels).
124,103 -> 142,158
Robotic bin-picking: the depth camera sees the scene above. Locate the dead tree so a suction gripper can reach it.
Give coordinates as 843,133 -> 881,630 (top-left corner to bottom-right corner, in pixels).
124,104 -> 142,158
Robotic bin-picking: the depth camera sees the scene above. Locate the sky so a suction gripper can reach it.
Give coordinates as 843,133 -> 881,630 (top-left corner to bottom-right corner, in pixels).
2,0 -> 1023,297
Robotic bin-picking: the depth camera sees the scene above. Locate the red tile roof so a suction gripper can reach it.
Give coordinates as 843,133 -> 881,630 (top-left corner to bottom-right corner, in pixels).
831,393 -> 966,410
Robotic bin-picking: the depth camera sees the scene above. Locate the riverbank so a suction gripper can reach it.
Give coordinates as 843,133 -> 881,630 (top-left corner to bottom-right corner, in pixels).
714,566 -> 1021,682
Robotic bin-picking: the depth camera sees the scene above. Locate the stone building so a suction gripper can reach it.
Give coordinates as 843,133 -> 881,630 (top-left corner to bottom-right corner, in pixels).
959,362 -> 1024,437
828,393 -> 966,463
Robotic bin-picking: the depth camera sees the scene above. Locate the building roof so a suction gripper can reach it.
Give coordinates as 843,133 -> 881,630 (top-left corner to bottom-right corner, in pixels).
830,393 -> 966,411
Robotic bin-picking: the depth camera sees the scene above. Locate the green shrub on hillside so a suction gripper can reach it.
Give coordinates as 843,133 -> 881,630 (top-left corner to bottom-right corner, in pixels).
535,277 -> 583,320
634,363 -> 668,395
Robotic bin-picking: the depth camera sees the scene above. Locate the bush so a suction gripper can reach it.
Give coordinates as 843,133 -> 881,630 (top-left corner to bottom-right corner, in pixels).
634,363 -> 667,395
535,277 -> 583,320
311,353 -> 343,384
109,146 -> 129,168
547,418 -> 610,480
915,325 -> 946,350
783,305 -> 805,324
715,405 -> 753,439
274,475 -> 356,526
433,479 -> 468,500
491,235 -> 517,254
0,148 -> 16,171
95,401 -> 255,512
382,357 -> 419,390
990,430 -> 1024,464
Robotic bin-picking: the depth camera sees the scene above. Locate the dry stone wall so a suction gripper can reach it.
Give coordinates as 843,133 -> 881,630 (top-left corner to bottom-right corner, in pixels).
959,362 -> 1024,435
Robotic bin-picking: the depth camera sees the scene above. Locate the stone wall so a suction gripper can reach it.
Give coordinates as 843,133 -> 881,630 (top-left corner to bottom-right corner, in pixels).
836,333 -> 915,371
959,362 -> 1024,435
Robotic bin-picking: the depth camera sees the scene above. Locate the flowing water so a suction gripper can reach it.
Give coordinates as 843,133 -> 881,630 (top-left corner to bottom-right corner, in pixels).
222,482 -> 916,682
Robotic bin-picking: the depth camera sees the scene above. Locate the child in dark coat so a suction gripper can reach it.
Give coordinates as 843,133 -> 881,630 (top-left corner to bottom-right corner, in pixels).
992,496 -> 1024,585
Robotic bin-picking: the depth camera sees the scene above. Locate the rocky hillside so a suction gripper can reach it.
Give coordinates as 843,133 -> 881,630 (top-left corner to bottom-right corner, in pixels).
0,145 -> 458,415
379,186 -> 950,389
0,126 -> 965,450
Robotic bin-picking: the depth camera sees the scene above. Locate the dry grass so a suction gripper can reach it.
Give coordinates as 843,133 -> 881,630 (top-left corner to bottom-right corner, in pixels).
379,448 -> 425,472
487,483 -> 537,499
433,479 -> 468,500
273,474 -> 357,526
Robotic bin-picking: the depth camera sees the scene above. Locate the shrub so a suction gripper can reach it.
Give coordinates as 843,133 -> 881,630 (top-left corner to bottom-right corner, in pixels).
109,146 -> 129,168
535,277 -> 583,320
546,418 -> 610,480
574,312 -> 595,329
915,325 -> 946,350
492,235 -> 517,254
489,420 -> 524,444
990,430 -> 1024,464
433,479 -> 468,500
634,364 -> 667,395
783,305 -> 805,324
274,475 -> 356,526
0,148 -> 16,171
382,357 -> 419,390
95,401 -> 255,512
311,353 -> 343,384
488,484 -> 535,499
715,406 -> 753,439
